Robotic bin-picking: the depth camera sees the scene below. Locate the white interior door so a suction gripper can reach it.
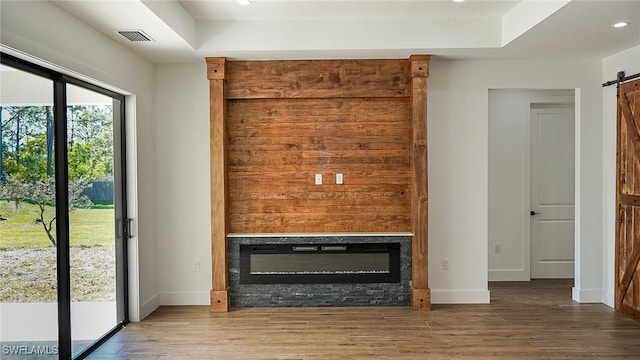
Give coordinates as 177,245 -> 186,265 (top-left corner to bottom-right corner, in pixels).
530,104 -> 575,279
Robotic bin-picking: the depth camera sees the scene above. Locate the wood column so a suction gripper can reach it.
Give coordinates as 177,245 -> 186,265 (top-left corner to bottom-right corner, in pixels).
207,57 -> 230,312
409,55 -> 430,311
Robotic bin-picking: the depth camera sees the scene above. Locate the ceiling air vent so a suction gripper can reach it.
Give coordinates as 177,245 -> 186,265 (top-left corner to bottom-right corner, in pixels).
117,30 -> 154,42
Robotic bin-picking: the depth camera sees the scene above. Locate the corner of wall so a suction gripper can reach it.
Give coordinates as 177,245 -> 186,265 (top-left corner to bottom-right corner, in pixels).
572,286 -> 603,303
140,293 -> 161,320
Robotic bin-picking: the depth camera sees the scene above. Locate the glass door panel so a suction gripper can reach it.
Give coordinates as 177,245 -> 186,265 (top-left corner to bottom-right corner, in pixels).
0,65 -> 59,358
66,84 -> 122,357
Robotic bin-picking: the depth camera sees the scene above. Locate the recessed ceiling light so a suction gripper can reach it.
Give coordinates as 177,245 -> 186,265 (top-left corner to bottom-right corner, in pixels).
453,0 -> 465,2
612,22 -> 629,28
238,0 -> 251,5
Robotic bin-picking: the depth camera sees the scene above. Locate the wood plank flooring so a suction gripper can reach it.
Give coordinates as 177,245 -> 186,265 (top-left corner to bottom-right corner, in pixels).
88,280 -> 640,359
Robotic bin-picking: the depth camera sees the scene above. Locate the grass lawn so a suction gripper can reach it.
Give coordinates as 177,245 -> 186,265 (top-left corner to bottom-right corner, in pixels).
0,201 -> 114,248
0,201 -> 117,302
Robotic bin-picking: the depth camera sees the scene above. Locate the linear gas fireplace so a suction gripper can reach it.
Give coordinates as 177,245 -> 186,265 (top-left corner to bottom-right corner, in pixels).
240,243 -> 401,284
228,234 -> 412,307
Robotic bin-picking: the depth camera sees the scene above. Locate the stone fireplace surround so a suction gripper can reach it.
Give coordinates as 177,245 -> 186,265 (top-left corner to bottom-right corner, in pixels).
228,234 -> 412,307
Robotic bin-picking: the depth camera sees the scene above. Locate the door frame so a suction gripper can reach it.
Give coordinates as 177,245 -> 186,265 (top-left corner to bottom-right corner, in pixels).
488,89 -> 576,283
0,52 -> 129,359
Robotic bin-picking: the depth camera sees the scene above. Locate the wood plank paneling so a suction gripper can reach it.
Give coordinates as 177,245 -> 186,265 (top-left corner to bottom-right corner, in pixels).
227,97 -> 411,234
225,60 -> 411,99
207,57 -> 430,312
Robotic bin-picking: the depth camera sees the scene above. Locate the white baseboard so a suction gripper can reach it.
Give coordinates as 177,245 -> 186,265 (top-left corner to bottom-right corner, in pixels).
430,289 -> 491,304
488,269 -> 529,282
572,287 -> 603,303
159,291 -> 210,305
603,290 -> 614,308
140,293 -> 160,320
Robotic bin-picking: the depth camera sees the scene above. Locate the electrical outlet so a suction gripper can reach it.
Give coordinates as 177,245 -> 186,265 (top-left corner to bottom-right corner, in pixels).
336,173 -> 343,185
443,258 -> 450,270
494,243 -> 501,254
193,261 -> 201,272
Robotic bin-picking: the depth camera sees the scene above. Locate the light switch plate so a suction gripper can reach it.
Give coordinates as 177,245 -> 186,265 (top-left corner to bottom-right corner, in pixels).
336,173 -> 343,185
315,173 -> 322,185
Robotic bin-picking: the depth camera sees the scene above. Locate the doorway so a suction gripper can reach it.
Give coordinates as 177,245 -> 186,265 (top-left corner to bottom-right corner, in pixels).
0,53 -> 129,359
488,89 -> 575,284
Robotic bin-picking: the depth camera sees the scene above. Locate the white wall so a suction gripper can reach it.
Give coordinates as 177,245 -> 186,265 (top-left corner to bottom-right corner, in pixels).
488,89 -> 574,282
0,0 -> 158,321
0,0 -> 621,315
602,44 -> 640,307
427,58 -> 602,303
155,63 -> 211,305
152,58 -> 603,305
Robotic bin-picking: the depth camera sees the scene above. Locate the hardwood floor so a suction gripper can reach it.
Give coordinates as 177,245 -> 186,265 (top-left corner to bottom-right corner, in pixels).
89,280 -> 640,359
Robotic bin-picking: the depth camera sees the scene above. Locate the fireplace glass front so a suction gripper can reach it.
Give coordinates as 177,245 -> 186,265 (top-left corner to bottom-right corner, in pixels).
239,243 -> 401,284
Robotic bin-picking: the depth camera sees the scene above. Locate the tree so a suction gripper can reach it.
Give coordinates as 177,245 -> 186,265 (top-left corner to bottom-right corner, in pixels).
0,174 -> 29,210
45,106 -> 54,177
0,174 -> 92,246
1,106 -> 4,182
2,106 -> 49,180
27,177 -> 92,247
67,105 -> 112,152
2,104 -> 110,246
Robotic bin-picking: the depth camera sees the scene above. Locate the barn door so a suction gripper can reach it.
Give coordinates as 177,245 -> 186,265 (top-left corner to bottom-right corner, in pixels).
616,78 -> 640,322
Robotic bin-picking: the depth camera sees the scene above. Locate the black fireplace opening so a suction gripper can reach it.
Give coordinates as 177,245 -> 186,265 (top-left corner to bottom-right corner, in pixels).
239,243 -> 401,284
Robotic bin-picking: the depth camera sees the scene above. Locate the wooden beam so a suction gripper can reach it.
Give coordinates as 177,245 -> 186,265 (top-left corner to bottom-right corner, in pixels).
224,60 -> 411,99
207,57 -> 230,312
409,55 -> 430,311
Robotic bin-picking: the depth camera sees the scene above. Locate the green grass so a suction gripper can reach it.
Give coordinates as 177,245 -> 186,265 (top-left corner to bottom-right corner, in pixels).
0,200 -> 115,248
1,201 -> 117,302
91,204 -> 114,209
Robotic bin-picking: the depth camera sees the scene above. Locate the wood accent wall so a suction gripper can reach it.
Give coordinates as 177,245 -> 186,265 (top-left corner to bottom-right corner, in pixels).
227,97 -> 410,233
207,57 -> 430,311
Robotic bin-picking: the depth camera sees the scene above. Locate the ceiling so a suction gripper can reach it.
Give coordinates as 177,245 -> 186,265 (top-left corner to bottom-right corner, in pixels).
50,0 -> 640,63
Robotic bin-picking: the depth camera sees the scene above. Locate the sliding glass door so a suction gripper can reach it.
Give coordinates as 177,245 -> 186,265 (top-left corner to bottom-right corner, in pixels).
66,83 -> 126,357
0,54 -> 128,360
0,61 -> 59,358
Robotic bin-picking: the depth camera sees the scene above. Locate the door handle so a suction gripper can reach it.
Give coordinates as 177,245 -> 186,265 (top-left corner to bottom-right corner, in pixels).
530,210 -> 541,216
